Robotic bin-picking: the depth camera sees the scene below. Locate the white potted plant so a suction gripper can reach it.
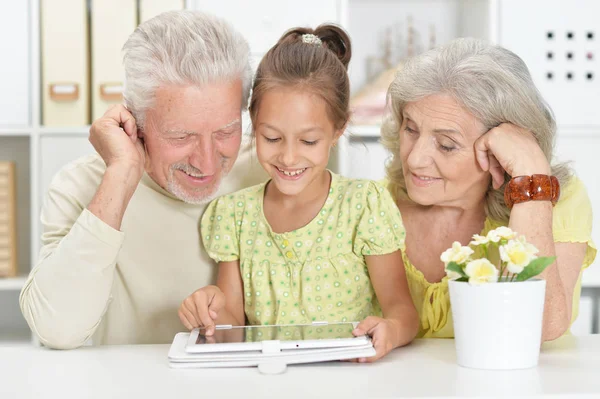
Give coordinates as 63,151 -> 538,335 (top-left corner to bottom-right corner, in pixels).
443,226 -> 555,370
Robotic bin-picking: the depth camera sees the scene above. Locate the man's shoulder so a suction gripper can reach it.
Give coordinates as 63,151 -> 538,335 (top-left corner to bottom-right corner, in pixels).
48,153 -> 106,196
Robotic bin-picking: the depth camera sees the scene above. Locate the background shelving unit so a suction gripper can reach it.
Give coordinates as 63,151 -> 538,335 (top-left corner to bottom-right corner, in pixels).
0,0 -> 598,344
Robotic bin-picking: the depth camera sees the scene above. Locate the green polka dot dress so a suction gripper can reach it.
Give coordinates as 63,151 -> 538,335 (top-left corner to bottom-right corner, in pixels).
201,172 -> 406,326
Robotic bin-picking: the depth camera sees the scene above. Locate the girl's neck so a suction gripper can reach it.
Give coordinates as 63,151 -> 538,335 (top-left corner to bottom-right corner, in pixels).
262,170 -> 332,234
265,170 -> 331,209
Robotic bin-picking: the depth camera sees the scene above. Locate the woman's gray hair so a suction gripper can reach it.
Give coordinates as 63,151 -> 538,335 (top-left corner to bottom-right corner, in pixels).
122,10 -> 252,128
381,37 -> 571,223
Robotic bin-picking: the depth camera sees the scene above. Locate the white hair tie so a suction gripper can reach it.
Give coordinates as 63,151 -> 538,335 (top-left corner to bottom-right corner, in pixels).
302,33 -> 322,47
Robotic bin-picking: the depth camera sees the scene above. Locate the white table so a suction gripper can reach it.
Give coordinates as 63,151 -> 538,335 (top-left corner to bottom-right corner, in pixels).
1,336 -> 599,399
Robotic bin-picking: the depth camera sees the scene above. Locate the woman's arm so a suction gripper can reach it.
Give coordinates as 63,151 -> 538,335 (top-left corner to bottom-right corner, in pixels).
353,250 -> 419,362
473,123 -> 587,342
509,202 -> 587,341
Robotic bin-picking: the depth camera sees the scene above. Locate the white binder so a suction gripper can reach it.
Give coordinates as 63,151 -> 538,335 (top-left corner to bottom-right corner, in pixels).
90,0 -> 137,121
139,0 -> 184,23
41,0 -> 89,126
0,2 -> 29,126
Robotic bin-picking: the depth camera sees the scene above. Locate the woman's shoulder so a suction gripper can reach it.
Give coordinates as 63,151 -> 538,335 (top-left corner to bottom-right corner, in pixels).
556,175 -> 589,208
552,175 -> 593,234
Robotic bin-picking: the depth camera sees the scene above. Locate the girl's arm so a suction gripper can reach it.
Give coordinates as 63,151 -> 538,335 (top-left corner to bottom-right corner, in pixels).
215,260 -> 246,326
178,260 -> 245,334
353,250 -> 419,362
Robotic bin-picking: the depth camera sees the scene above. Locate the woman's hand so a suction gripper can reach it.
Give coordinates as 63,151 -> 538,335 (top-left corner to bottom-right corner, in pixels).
178,285 -> 226,335
350,316 -> 403,363
474,123 -> 551,189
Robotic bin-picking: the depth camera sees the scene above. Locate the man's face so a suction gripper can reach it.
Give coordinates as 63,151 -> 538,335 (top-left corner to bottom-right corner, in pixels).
142,81 -> 243,204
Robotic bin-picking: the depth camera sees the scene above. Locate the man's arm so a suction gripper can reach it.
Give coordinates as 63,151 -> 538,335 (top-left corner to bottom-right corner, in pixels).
20,175 -> 126,349
19,106 -> 145,349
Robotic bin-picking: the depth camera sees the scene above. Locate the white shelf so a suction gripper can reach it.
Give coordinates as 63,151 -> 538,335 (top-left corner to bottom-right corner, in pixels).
0,127 -> 93,137
348,124 -> 381,138
0,276 -> 27,291
38,126 -> 91,136
0,128 -> 31,136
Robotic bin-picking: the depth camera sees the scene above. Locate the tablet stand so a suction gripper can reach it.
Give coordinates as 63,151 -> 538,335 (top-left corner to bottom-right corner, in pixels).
258,340 -> 287,374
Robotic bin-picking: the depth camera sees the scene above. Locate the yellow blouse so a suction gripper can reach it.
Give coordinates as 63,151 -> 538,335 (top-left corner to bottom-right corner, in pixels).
393,176 -> 597,338
201,173 -> 405,326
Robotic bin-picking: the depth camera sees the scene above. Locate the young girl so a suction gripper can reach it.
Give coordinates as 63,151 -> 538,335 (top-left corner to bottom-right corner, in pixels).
179,25 -> 418,362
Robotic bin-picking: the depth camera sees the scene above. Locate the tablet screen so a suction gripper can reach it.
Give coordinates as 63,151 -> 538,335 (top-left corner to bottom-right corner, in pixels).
195,323 -> 356,345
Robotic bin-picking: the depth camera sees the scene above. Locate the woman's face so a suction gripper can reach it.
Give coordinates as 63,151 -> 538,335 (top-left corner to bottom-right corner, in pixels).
399,94 -> 491,208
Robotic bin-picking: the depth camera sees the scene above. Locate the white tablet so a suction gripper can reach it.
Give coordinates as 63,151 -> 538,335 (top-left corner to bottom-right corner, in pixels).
185,321 -> 369,354
169,332 -> 376,369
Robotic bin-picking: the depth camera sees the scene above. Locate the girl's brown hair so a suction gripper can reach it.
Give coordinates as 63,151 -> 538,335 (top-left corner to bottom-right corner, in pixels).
249,24 -> 352,131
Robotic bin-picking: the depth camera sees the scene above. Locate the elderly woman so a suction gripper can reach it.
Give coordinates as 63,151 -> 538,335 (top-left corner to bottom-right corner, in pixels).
381,38 -> 596,341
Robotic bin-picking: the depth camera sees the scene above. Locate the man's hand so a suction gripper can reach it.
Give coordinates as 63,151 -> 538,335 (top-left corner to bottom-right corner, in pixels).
89,104 -> 146,183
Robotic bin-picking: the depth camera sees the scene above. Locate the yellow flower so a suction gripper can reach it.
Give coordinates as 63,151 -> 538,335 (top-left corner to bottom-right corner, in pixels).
495,226 -> 517,240
499,236 -> 539,274
445,268 -> 463,280
465,258 -> 499,285
469,234 -> 489,246
486,226 -> 517,243
440,241 -> 474,266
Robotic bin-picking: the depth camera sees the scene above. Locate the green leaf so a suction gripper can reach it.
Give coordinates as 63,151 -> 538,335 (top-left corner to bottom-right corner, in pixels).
446,261 -> 467,278
516,256 -> 556,282
455,277 -> 469,282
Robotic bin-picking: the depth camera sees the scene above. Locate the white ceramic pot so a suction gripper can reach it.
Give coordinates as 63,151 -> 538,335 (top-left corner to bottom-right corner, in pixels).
448,278 -> 546,370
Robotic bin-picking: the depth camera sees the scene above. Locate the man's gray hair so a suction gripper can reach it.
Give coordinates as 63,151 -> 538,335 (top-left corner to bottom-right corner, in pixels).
381,37 -> 571,223
122,10 -> 252,128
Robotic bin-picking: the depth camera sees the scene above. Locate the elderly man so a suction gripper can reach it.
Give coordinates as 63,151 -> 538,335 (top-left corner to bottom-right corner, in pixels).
19,10 -> 266,349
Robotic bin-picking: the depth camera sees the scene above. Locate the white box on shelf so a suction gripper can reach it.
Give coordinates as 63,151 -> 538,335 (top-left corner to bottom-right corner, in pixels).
41,0 -> 90,126
0,1 -> 29,126
90,0 -> 137,121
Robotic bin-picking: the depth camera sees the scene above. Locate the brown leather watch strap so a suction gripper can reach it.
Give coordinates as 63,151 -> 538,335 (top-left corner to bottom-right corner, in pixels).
504,174 -> 560,209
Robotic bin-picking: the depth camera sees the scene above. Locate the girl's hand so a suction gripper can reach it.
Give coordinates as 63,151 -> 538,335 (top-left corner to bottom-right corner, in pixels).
351,316 -> 402,363
178,285 -> 226,335
473,123 -> 551,189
